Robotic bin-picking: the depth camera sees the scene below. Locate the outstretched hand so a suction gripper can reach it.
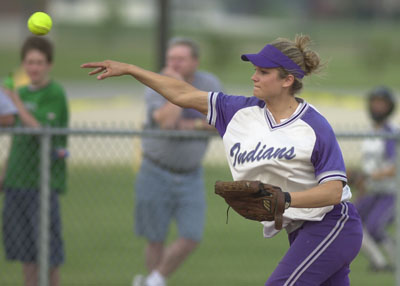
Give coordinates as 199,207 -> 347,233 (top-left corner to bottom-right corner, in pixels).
81,60 -> 132,80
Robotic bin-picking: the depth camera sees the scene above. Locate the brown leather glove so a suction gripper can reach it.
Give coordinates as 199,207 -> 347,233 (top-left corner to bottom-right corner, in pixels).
215,180 -> 290,230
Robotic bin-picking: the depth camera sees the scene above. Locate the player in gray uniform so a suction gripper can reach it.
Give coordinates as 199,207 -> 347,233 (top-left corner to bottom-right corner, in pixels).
350,86 -> 397,271
133,38 -> 222,286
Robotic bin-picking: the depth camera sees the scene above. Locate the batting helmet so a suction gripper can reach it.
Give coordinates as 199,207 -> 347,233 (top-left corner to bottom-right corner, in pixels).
368,86 -> 396,123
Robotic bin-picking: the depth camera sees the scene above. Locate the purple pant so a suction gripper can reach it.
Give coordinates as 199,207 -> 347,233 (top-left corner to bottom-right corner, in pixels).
266,202 -> 363,286
355,193 -> 395,242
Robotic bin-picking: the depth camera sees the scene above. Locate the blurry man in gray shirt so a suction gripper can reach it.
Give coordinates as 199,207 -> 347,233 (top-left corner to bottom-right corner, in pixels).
133,38 -> 222,286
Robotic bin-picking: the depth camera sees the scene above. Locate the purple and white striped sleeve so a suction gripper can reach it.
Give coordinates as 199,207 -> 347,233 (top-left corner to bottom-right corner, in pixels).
302,108 -> 347,184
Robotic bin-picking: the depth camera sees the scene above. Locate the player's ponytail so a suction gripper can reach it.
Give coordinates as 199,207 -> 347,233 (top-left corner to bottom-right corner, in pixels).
271,34 -> 323,95
294,35 -> 321,76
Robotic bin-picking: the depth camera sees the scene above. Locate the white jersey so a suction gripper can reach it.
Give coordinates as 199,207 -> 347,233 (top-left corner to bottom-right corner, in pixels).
361,123 -> 397,194
207,92 -> 351,237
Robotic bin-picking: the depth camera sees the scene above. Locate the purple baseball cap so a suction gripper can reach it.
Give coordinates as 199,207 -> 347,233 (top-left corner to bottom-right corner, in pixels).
241,44 -> 305,79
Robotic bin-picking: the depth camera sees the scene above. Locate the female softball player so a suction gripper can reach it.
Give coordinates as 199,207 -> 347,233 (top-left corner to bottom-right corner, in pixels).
82,35 -> 363,286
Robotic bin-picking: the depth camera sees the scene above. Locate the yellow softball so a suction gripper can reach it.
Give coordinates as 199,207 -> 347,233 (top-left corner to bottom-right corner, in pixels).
27,12 -> 53,36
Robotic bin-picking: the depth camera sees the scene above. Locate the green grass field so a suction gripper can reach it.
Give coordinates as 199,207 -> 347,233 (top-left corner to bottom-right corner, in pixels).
0,164 -> 395,285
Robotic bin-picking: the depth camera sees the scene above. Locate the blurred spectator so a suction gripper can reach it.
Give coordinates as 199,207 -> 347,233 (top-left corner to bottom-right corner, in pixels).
1,36 -> 69,286
132,37 -> 222,286
348,86 -> 397,272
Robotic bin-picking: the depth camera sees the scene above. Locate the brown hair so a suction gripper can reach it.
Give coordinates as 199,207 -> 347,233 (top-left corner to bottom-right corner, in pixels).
21,36 -> 54,63
168,37 -> 200,59
271,35 -> 322,95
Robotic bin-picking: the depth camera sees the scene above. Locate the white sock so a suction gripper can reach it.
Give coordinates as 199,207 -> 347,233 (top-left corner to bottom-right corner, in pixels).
362,229 -> 387,268
145,270 -> 166,286
382,237 -> 395,263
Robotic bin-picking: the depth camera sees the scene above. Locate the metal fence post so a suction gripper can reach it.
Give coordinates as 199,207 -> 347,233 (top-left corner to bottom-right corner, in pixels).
39,128 -> 51,286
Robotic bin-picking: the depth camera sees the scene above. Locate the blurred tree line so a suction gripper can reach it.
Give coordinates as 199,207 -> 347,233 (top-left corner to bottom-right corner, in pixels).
223,0 -> 400,19
2,0 -> 400,20
1,0 -> 399,89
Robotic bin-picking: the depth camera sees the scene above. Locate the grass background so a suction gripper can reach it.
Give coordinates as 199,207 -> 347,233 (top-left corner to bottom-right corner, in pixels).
1,19 -> 400,91
0,164 -> 395,285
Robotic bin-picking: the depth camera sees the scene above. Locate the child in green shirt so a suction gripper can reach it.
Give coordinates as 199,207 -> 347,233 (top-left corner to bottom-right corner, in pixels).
2,36 -> 69,286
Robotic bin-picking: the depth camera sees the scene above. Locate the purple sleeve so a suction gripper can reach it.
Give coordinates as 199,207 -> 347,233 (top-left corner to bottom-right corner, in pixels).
383,124 -> 396,161
207,92 -> 264,137
385,139 -> 396,161
302,109 -> 347,184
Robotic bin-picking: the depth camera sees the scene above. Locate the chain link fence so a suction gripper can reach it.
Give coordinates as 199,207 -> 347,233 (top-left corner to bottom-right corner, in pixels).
0,127 -> 398,286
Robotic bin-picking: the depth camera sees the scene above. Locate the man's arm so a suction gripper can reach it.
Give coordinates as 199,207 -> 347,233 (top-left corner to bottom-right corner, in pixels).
153,102 -> 182,129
